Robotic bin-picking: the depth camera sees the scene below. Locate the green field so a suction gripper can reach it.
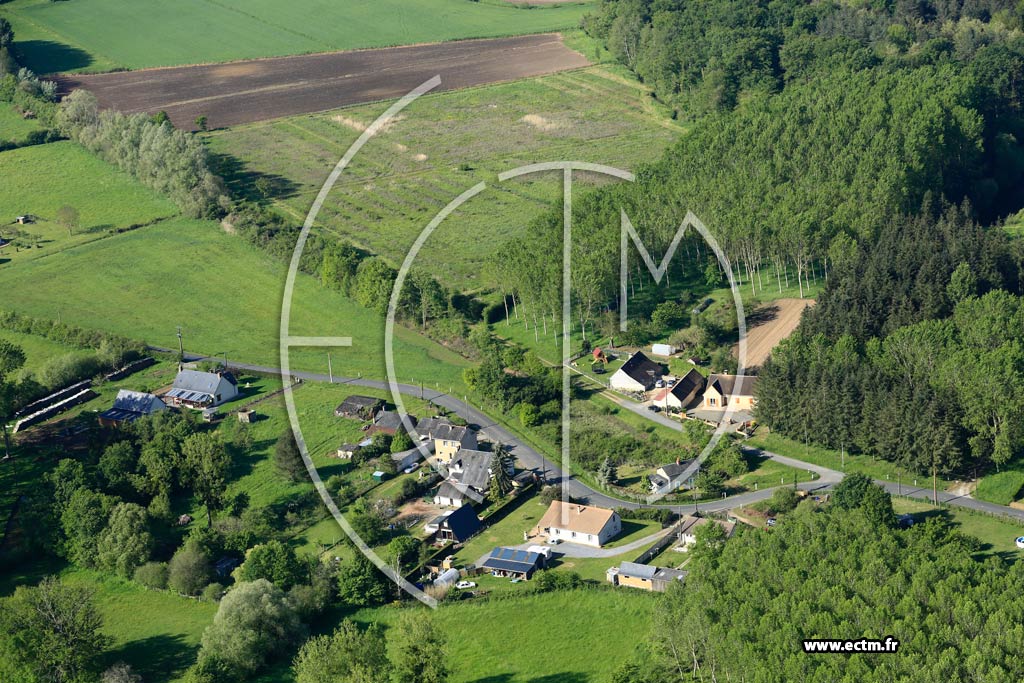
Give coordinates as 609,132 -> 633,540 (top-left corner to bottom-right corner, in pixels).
0,141 -> 177,262
0,103 -> 45,146
355,588 -> 654,683
205,64 -> 681,291
2,0 -> 593,73
0,214 -> 470,388
0,560 -> 216,683
0,329 -> 82,375
975,465 -> 1024,506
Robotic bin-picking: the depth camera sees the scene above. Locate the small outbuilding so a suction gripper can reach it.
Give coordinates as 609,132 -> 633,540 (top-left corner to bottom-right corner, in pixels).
98,389 -> 168,427
334,395 -> 384,420
480,547 -> 546,580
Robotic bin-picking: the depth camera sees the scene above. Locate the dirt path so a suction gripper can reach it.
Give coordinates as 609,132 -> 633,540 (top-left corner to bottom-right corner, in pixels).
736,298 -> 815,368
56,34 -> 590,130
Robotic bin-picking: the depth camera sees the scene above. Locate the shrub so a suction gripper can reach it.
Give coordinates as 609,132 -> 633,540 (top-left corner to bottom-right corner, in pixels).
133,561 -> 169,590
201,583 -> 224,603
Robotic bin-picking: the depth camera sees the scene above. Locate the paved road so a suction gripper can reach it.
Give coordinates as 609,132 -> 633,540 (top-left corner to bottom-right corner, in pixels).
161,348 -> 1024,523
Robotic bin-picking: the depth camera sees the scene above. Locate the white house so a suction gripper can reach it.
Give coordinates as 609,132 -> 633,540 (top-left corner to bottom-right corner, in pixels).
650,368 -> 705,411
535,501 -> 621,548
609,351 -> 665,393
674,516 -> 736,550
165,369 -> 239,408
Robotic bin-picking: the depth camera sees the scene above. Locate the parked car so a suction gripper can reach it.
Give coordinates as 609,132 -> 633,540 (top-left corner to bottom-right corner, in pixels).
403,463 -> 419,474
455,580 -> 476,589
765,518 -> 777,528
647,405 -> 661,412
546,537 -> 561,545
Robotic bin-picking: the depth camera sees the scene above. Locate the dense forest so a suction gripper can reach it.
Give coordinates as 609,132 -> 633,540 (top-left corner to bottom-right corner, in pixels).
618,477 -> 1024,683
497,0 -> 1024,336
482,0 -> 1024,480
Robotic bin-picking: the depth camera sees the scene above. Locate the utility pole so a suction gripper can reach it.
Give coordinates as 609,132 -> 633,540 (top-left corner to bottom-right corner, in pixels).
176,326 -> 184,370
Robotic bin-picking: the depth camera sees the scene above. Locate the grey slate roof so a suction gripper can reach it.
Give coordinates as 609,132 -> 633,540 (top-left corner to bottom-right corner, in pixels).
169,370 -> 234,402
450,449 -> 493,491
437,505 -> 482,542
415,416 -> 452,438
707,374 -> 757,397
433,423 -> 471,443
373,410 -> 416,432
99,390 -> 166,423
436,481 -> 465,502
619,352 -> 665,385
618,561 -> 658,580
335,395 -> 383,417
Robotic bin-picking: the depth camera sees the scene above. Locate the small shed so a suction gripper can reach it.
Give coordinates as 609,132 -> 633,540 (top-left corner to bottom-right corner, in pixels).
202,407 -> 218,422
337,443 -> 361,459
15,215 -> 34,225
237,408 -> 255,423
372,470 -> 389,482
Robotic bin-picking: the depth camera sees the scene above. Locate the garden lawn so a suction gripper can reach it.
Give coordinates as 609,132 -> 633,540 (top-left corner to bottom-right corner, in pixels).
0,141 -> 177,262
354,587 -> 654,683
4,0 -> 593,73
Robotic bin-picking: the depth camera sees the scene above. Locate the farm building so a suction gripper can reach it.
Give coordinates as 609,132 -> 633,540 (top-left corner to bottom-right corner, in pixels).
336,442 -> 364,459
480,547 -> 546,580
535,501 -> 621,548
648,459 -> 697,493
165,369 -> 238,409
425,505 -> 482,543
607,561 -> 687,592
702,374 -> 757,410
98,389 -> 167,426
609,351 -> 665,392
368,409 -> 416,436
334,395 -> 384,420
391,441 -> 431,471
650,368 -> 705,411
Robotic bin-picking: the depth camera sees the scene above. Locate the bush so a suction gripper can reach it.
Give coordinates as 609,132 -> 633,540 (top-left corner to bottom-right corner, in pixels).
168,546 -> 213,596
201,583 -> 224,603
133,561 -> 169,590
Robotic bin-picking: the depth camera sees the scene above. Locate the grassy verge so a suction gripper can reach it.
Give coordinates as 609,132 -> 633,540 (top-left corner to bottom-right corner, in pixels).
892,497 -> 1024,562
748,432 -> 954,488
975,465 -> 1024,505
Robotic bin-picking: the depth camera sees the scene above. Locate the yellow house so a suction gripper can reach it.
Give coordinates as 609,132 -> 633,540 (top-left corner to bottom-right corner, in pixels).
702,374 -> 757,410
431,423 -> 478,464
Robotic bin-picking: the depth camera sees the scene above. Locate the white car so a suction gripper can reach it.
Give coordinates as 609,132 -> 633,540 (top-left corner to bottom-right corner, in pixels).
1015,537 -> 1024,549
455,581 -> 476,589
403,463 -> 420,474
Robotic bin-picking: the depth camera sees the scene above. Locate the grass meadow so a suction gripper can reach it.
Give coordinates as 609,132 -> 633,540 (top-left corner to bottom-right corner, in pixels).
2,0 -> 593,73
0,141 -> 177,262
0,103 -> 45,145
353,588 -> 655,683
204,64 -> 682,291
0,213 -> 471,388
892,497 -> 1024,562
